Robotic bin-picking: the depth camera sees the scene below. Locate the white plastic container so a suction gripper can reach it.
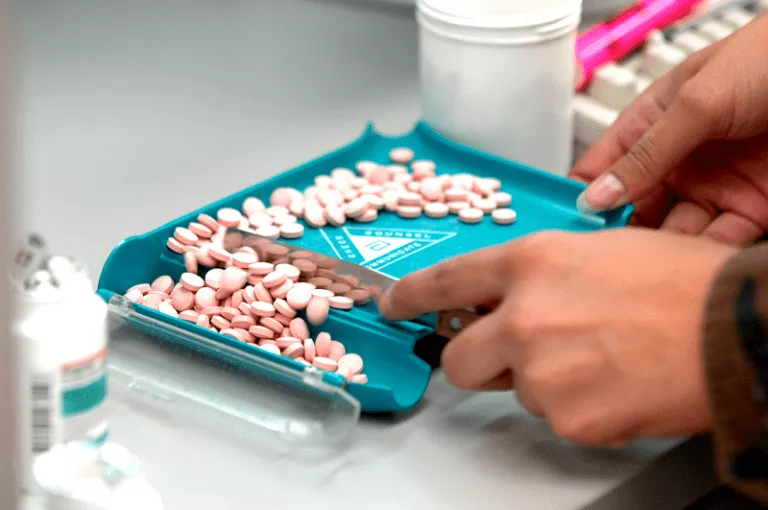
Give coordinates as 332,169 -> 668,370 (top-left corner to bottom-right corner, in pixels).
418,0 -> 582,176
12,252 -> 109,494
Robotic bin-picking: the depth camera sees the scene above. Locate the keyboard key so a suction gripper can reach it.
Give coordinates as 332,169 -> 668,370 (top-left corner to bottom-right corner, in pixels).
586,64 -> 639,110
574,95 -> 619,146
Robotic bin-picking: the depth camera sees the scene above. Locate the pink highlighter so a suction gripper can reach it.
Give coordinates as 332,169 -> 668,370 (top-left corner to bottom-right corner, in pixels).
576,0 -> 705,90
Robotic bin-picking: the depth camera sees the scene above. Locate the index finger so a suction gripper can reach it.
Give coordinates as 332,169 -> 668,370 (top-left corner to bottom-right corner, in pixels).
570,42 -> 719,183
379,243 -> 512,322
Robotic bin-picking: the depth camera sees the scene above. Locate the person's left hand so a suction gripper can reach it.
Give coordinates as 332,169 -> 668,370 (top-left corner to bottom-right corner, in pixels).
379,228 -> 738,445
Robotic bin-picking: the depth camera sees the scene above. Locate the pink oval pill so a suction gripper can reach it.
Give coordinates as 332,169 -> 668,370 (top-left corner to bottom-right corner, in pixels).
312,357 -> 338,372
363,194 -> 385,211
188,222 -> 213,239
200,305 -> 223,317
338,353 -> 363,375
286,286 -> 312,310
221,307 -> 239,320
324,205 -> 346,227
472,197 -> 497,214
336,365 -> 352,380
269,279 -> 293,299
167,237 -> 186,254
273,299 -> 297,318
140,293 -> 164,310
260,343 -> 281,356
260,317 -> 284,334
328,341 -> 346,362
174,227 -> 199,246
492,192 -> 512,207
458,208 -> 484,224
196,314 -> 210,329
351,374 -> 368,384
272,214 -> 297,227
242,197 -> 266,216
248,211 -> 273,229
159,300 -> 179,317
195,287 -> 218,308
445,188 -> 468,202
448,201 -> 470,214
266,205 -> 290,218
492,208 -> 517,225
288,201 -> 304,218
249,325 -> 275,339
262,270 -> 287,289
222,267 -> 248,292
344,198 -> 368,218
356,209 -> 378,223
151,275 -> 175,294
397,206 -> 422,219
275,264 -> 301,282
315,332 -> 332,357
217,208 -> 242,227
274,313 -> 293,327
411,159 -> 436,174
303,338 -> 316,362
276,336 -> 302,349
252,282 -> 273,303
125,289 -> 143,303
232,252 -> 257,269
270,188 -> 297,208
255,225 -> 281,240
231,290 -> 244,309
304,204 -> 327,228
242,286 -> 256,304
279,223 -> 304,239
424,202 -> 449,219
238,302 -> 252,316
196,246 -> 218,267
174,292 -> 194,312
128,283 -> 151,295
197,213 -> 221,233
250,302 -> 276,317
290,318 -> 311,340
220,329 -> 243,341
420,178 -> 443,201
183,252 -> 199,274
208,246 -> 232,264
231,315 -> 256,329
312,289 -> 334,299
282,343 -> 305,359
329,296 -> 354,310
249,262 -> 274,276
180,273 -> 204,292
389,147 -> 415,164
398,192 -> 422,206
211,316 -> 231,330
179,310 -> 200,323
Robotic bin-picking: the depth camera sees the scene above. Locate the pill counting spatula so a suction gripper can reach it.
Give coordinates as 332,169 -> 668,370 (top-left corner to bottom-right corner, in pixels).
222,228 -> 480,340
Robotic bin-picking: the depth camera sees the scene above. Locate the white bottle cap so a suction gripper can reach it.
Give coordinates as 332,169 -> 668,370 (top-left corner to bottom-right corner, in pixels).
419,0 -> 582,26
33,442 -> 164,510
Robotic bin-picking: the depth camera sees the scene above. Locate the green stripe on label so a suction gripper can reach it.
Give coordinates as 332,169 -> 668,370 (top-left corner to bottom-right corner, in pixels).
62,375 -> 107,416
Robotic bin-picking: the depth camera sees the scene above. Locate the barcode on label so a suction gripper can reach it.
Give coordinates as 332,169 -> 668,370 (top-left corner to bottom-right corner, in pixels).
31,374 -> 56,453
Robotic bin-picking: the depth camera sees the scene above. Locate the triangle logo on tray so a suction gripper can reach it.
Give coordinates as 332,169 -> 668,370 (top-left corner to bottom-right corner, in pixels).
320,227 -> 456,271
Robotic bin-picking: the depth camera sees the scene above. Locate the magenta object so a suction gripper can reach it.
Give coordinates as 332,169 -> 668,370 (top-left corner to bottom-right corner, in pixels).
575,0 -> 704,90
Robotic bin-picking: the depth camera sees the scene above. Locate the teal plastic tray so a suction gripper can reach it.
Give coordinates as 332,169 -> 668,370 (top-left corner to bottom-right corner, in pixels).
98,122 -> 631,414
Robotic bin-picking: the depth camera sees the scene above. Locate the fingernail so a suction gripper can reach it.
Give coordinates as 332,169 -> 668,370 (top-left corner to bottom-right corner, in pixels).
577,174 -> 626,213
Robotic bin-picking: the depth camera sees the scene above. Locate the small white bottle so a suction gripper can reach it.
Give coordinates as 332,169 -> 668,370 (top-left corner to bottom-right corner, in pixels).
418,0 -> 582,176
12,251 -> 109,494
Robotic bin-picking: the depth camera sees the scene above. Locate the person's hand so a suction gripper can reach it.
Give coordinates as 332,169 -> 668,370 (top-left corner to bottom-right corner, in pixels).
572,15 -> 768,246
379,228 -> 738,445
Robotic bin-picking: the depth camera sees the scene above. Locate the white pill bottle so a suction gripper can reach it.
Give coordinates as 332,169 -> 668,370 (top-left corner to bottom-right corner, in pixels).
13,254 -> 109,494
418,0 -> 582,176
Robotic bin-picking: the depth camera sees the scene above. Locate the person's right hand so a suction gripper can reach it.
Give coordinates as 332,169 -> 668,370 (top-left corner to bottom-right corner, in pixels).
571,14 -> 768,246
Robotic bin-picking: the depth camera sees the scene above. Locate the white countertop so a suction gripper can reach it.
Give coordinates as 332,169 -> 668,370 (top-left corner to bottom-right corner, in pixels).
13,0 -> 713,508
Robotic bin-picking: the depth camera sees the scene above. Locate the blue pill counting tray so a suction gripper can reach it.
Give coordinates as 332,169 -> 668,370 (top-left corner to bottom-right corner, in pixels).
98,122 -> 631,445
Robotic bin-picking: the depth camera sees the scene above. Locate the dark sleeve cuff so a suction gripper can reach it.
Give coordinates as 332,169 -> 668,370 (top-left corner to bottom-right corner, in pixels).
705,243 -> 768,503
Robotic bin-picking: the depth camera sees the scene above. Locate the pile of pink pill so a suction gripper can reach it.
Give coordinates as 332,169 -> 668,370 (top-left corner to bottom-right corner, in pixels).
124,246 -> 373,384
165,147 -> 516,252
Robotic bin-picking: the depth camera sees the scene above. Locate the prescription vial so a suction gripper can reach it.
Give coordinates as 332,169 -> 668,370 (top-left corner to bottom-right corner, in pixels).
12,252 -> 109,494
418,0 -> 582,176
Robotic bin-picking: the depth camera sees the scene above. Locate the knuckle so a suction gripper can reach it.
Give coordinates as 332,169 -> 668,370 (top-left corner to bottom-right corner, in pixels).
551,411 -> 620,445
674,83 -> 710,117
501,307 -> 536,340
514,231 -> 570,268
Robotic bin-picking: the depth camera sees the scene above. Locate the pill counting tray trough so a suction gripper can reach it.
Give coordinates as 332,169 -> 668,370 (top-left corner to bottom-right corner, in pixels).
97,122 -> 631,443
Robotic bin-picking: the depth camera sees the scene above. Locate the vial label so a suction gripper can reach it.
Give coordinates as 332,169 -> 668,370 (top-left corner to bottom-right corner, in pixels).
61,349 -> 109,445
30,371 -> 62,453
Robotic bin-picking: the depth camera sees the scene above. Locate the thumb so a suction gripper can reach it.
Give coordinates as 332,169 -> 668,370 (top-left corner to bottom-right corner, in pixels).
576,87 -> 711,213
